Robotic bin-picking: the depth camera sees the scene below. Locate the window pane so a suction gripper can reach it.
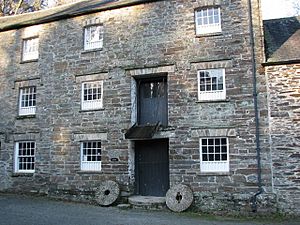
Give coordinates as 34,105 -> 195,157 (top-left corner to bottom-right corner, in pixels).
214,15 -> 220,23
221,146 -> 227,153
222,154 -> 227,160
221,138 -> 227,145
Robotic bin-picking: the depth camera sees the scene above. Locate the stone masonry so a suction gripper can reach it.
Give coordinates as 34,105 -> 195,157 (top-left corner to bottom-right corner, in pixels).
265,63 -> 300,215
0,0 -> 294,215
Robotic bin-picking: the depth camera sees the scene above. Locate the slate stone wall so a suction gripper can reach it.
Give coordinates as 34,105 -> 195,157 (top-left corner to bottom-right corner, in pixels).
266,63 -> 300,215
0,0 -> 280,215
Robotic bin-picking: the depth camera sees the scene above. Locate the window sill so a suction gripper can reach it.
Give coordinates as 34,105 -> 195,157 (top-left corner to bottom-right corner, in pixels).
81,48 -> 103,54
79,108 -> 105,113
16,115 -> 36,119
77,171 -> 102,174
199,171 -> 231,176
20,59 -> 38,64
12,172 -> 34,177
196,99 -> 230,103
196,32 -> 223,38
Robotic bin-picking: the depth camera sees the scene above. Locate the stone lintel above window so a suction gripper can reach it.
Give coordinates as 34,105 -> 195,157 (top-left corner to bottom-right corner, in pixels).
13,132 -> 40,142
13,77 -> 41,89
190,59 -> 232,70
75,72 -> 108,83
191,128 -> 237,138
73,133 -> 108,142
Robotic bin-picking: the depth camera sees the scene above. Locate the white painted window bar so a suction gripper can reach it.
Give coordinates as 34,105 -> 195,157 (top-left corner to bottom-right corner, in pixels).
195,7 -> 221,35
198,68 -> 226,101
15,141 -> 35,173
19,87 -> 36,116
22,37 -> 39,61
84,25 -> 103,50
81,141 -> 102,171
200,137 -> 229,172
81,81 -> 103,110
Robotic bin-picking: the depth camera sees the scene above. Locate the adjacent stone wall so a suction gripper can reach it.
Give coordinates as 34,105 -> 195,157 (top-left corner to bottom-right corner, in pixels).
0,0 -> 278,214
266,63 -> 300,215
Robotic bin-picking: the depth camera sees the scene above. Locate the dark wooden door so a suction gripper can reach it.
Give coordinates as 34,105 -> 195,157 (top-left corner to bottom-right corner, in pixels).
135,139 -> 169,197
138,77 -> 168,126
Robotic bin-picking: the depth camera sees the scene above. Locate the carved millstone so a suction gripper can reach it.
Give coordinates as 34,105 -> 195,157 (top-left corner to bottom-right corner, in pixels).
166,184 -> 193,212
95,180 -> 120,206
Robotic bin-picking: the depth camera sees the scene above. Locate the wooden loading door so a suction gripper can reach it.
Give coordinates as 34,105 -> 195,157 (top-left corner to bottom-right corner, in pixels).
135,139 -> 169,197
138,77 -> 168,126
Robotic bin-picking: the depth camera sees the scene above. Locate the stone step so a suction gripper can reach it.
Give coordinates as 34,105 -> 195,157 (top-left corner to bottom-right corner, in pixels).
128,195 -> 166,210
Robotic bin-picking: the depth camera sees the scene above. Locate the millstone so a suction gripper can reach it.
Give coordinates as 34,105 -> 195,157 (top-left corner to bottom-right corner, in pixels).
95,180 -> 120,206
166,184 -> 193,212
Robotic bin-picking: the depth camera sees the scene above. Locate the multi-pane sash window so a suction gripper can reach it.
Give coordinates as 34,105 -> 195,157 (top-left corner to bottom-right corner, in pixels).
22,37 -> 39,61
19,87 -> 36,116
81,141 -> 101,171
14,141 -> 35,173
81,81 -> 103,110
195,7 -> 221,35
198,69 -> 226,101
200,138 -> 229,172
84,25 -> 103,50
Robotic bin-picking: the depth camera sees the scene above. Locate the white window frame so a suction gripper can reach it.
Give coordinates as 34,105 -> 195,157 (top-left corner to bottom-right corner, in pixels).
200,137 -> 229,173
197,68 -> 226,101
81,81 -> 103,111
22,37 -> 39,61
195,7 -> 221,35
19,87 -> 36,116
80,141 -> 102,171
14,141 -> 36,173
84,25 -> 104,50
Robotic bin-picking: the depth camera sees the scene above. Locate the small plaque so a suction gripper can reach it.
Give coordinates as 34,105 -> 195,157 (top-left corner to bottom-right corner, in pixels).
111,158 -> 119,162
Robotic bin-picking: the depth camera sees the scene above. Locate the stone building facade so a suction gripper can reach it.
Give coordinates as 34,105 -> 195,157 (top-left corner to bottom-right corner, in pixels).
0,0 -> 298,215
263,16 -> 300,215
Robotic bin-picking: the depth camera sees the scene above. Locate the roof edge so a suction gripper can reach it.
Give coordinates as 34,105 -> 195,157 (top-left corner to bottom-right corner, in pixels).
0,0 -> 161,32
262,59 -> 300,67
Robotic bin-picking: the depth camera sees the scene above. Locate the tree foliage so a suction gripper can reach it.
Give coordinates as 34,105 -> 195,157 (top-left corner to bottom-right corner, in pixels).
293,1 -> 300,15
0,0 -> 47,16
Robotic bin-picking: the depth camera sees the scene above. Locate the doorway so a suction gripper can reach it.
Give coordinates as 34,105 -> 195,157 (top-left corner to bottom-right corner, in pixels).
135,139 -> 169,197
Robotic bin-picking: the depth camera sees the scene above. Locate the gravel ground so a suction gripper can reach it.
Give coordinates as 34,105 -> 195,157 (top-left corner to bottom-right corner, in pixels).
0,193 -> 298,225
